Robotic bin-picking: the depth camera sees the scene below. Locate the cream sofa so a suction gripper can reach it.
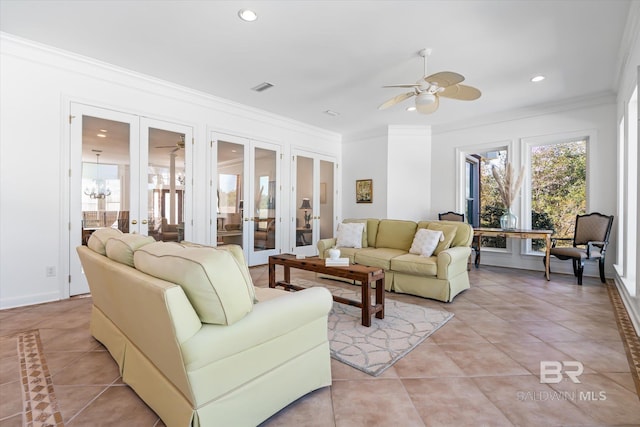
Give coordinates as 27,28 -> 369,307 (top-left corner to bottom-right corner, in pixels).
317,219 -> 473,302
77,229 -> 332,427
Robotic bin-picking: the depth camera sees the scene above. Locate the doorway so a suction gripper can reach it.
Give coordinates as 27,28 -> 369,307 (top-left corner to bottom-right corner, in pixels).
212,133 -> 281,266
69,103 -> 192,295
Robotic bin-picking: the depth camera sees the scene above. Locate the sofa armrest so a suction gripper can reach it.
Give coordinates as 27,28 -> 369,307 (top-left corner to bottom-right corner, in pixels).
436,246 -> 472,279
317,238 -> 337,259
180,287 -> 333,369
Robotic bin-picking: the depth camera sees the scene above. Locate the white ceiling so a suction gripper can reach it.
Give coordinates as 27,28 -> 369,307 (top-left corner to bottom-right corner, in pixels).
0,0 -> 633,136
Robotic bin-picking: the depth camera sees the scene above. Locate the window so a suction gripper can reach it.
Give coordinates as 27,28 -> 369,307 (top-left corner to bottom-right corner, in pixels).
479,149 -> 508,249
528,138 -> 587,252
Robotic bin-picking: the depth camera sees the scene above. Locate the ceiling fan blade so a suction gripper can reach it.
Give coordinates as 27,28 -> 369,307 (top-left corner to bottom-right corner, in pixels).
378,92 -> 415,110
424,71 -> 465,88
383,84 -> 421,88
416,95 -> 439,114
439,84 -> 482,100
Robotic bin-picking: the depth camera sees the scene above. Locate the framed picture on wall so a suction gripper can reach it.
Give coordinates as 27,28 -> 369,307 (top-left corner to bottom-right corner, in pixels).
356,179 -> 372,203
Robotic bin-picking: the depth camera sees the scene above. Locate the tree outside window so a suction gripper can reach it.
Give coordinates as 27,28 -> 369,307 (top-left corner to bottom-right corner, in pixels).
530,139 -> 586,251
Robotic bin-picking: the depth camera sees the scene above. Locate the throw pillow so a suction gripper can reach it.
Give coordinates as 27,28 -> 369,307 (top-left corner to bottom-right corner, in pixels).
427,223 -> 458,255
134,242 -> 255,325
343,219 -> 368,248
409,229 -> 444,257
87,227 -> 124,255
105,234 -> 155,267
336,222 -> 365,248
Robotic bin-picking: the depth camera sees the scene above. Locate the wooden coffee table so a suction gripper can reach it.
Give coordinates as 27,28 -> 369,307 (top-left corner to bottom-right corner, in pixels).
268,254 -> 385,327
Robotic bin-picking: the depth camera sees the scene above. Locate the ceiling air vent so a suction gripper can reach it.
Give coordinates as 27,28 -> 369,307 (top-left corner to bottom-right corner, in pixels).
251,82 -> 274,92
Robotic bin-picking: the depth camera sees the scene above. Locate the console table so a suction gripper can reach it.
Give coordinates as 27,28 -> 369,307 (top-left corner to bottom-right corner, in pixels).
473,228 -> 553,280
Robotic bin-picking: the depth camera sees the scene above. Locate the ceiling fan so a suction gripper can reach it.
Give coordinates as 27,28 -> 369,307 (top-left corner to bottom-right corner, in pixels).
157,135 -> 186,153
378,48 -> 481,114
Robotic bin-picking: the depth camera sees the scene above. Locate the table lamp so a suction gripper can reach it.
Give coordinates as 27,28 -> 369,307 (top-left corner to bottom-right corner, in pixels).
299,198 -> 312,228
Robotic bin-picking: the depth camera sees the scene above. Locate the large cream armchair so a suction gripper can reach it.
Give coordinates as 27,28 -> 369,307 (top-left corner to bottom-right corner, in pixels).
78,229 -> 332,427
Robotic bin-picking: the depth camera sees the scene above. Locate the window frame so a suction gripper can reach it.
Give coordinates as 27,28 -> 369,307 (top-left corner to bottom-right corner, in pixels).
521,130 -> 593,256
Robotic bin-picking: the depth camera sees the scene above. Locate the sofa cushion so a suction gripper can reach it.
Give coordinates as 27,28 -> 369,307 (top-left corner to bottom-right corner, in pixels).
105,234 -> 156,267
375,220 -> 417,251
87,227 -> 124,255
336,222 -> 365,248
426,223 -> 457,255
390,253 -> 438,276
343,219 -> 368,248
134,242 -> 255,325
409,228 -> 444,257
354,248 -> 407,270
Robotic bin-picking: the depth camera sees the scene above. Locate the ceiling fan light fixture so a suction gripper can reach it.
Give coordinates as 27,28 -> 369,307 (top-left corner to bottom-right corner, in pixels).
415,93 -> 436,106
238,9 -> 258,22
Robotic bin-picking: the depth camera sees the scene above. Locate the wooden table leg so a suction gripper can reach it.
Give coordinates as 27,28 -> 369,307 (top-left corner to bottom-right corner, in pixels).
268,261 -> 276,288
545,235 -> 551,281
284,265 -> 290,284
361,278 -> 371,327
375,277 -> 384,319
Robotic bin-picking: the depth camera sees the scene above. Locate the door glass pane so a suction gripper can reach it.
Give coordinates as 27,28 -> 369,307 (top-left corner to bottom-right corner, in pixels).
254,147 -> 276,251
319,159 -> 334,240
81,116 -> 130,244
217,141 -> 245,247
296,156 -> 313,247
148,129 -> 185,241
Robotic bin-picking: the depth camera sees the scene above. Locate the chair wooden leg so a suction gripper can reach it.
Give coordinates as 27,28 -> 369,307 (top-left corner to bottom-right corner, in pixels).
572,259 -> 579,277
576,260 -> 584,285
599,258 -> 606,283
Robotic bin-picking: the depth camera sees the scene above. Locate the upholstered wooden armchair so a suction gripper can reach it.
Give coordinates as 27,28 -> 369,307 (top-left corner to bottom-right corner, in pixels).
544,212 -> 614,285
438,211 -> 479,269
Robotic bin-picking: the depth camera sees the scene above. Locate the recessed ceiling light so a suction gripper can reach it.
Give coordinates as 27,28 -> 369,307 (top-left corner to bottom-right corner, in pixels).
531,75 -> 545,83
406,106 -> 416,112
97,133 -> 107,138
251,82 -> 273,92
324,110 -> 340,117
238,9 -> 258,22
99,129 -> 108,133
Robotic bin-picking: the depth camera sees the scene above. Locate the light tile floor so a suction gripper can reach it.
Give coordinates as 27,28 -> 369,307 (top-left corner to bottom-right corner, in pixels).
1,265 -> 639,426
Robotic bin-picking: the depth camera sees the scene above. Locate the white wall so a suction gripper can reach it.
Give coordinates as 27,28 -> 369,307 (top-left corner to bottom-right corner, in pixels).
0,34 -> 341,308
432,98 -> 618,277
387,126 -> 431,220
341,130 -> 388,219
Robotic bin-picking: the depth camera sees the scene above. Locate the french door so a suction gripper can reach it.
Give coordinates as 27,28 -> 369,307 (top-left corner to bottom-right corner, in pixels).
69,103 -> 192,295
291,149 -> 337,256
211,132 -> 281,266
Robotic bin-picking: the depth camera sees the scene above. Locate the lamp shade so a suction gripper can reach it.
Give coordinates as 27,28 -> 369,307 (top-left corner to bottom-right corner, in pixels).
299,198 -> 312,209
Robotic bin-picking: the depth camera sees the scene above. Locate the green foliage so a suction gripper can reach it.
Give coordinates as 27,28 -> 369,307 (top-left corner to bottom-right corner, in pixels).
531,140 -> 586,238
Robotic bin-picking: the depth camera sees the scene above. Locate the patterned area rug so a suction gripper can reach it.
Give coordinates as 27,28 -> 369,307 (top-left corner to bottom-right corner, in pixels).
606,281 -> 640,399
292,278 -> 454,376
17,329 -> 64,426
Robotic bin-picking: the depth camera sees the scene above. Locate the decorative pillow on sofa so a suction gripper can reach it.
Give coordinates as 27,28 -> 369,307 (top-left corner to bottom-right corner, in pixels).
343,219 -> 368,248
409,229 -> 444,257
87,227 -> 124,255
427,223 -> 458,255
336,222 -> 365,248
134,242 -> 255,325
105,234 -> 156,267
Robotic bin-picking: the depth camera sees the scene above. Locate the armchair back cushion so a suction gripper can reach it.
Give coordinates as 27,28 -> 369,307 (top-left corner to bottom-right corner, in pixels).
134,242 -> 255,325
574,213 -> 613,246
105,234 -> 156,267
375,220 -> 418,251
87,227 -> 124,255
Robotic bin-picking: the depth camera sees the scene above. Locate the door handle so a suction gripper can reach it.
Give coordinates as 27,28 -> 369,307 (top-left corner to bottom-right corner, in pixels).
131,220 -> 137,225
142,219 -> 148,224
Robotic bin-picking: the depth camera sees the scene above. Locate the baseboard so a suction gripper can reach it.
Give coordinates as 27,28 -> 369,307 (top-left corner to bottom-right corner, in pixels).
614,275 -> 640,336
0,291 -> 62,310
